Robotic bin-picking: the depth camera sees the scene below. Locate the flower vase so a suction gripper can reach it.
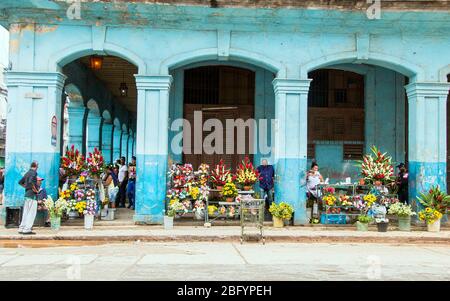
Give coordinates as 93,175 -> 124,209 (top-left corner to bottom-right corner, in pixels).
84,214 -> 94,230
273,216 -> 284,228
356,221 -> 369,231
427,219 -> 441,232
398,216 -> 411,231
50,216 -> 61,231
243,185 -> 252,191
216,186 -> 223,191
226,197 -> 234,203
164,215 -> 174,230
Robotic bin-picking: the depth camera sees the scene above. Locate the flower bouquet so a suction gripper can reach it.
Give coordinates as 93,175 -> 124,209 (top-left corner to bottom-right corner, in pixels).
388,202 -> 416,231
221,181 -> 239,202
236,157 -> 259,190
417,186 -> 449,232
44,196 -> 68,230
210,160 -> 233,190
86,148 -> 105,178
359,146 -> 395,186
61,145 -> 86,178
269,202 -> 294,227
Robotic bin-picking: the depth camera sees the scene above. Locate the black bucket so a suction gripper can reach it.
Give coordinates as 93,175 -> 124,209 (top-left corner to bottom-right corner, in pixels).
377,222 -> 389,232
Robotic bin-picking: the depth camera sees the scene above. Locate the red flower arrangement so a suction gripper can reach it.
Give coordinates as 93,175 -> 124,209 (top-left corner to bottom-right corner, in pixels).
235,157 -> 260,186
210,159 -> 233,188
86,148 -> 105,177
61,145 -> 86,177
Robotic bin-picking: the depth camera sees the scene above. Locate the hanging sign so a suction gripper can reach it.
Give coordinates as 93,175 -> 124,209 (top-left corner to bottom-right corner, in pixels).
51,116 -> 57,147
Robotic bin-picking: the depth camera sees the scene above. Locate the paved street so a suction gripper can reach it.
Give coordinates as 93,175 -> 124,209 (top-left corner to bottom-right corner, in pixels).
0,242 -> 449,281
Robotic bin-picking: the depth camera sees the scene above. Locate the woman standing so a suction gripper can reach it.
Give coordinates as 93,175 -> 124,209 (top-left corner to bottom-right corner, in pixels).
103,165 -> 119,208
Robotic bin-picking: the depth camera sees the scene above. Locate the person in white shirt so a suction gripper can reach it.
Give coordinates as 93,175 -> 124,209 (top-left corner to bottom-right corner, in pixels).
306,162 -> 324,199
116,157 -> 128,208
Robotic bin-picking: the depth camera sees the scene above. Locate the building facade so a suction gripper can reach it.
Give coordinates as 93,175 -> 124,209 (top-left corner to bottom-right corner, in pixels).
0,0 -> 449,224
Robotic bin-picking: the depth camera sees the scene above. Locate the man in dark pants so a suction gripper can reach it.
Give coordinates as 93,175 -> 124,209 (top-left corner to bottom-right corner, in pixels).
18,161 -> 39,235
116,157 -> 128,208
396,163 -> 408,204
257,159 -> 275,221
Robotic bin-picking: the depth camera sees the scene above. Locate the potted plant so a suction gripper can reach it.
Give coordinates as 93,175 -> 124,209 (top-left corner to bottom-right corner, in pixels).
235,157 -> 259,191
375,217 -> 389,232
164,206 -> 176,230
43,196 -> 68,231
388,202 -> 416,231
419,207 -> 443,232
210,160 -> 233,190
356,215 -> 373,231
269,202 -> 294,228
221,181 -> 238,202
417,186 -> 449,232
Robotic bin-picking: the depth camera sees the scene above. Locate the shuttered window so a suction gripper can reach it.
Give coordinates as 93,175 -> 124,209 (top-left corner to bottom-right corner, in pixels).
343,144 -> 364,160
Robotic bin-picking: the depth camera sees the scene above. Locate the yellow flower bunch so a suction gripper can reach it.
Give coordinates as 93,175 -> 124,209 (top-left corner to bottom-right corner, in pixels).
221,182 -> 238,198
363,194 -> 377,206
74,201 -> 86,214
236,169 -> 258,185
70,183 -> 78,191
189,186 -> 200,200
59,189 -> 71,200
78,175 -> 86,183
169,198 -> 179,207
323,194 -> 336,206
419,207 -> 442,224
208,205 -> 218,216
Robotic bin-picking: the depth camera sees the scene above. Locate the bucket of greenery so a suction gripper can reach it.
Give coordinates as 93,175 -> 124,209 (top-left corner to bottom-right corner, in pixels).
387,202 -> 416,231
165,200 -> 184,230
269,202 -> 294,228
43,196 -> 68,231
356,215 -> 372,231
417,186 -> 449,232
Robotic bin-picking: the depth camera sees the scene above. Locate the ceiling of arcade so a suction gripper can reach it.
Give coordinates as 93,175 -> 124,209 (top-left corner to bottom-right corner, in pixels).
78,56 -> 137,113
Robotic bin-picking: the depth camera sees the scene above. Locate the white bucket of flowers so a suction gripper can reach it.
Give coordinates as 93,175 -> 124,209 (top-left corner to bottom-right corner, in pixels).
84,198 -> 97,230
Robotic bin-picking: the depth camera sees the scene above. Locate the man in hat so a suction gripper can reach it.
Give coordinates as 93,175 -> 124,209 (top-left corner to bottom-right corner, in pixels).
18,161 -> 39,235
396,163 -> 408,204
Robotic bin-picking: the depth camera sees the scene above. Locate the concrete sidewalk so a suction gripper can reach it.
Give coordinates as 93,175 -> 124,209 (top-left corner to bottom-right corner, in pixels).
0,224 -> 449,245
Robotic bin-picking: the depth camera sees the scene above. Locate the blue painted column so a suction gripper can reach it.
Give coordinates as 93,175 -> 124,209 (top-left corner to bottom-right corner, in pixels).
406,82 -> 450,206
87,114 -> 102,154
272,78 -> 311,225
67,106 -> 86,152
112,126 -> 121,163
101,123 -> 113,164
134,75 -> 172,224
127,131 -> 134,162
121,131 -> 129,161
4,71 -> 66,207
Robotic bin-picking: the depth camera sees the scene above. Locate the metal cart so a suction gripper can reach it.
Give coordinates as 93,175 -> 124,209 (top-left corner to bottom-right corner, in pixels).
240,198 -> 265,244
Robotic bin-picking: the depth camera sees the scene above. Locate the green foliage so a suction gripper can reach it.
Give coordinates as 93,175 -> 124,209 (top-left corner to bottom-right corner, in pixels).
357,215 -> 373,224
269,202 -> 294,220
417,186 -> 450,214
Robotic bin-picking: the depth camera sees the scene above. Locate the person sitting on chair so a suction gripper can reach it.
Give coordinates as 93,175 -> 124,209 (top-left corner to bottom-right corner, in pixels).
306,162 -> 324,199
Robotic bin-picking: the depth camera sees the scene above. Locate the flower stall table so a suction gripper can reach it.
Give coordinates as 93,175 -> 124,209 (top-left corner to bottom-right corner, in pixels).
204,190 -> 255,226
317,183 -> 357,224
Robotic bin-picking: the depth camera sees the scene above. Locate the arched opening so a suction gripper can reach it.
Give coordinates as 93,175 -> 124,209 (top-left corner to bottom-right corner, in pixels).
60,55 -> 138,162
169,61 -> 275,171
182,65 -> 256,169
307,64 -> 408,183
